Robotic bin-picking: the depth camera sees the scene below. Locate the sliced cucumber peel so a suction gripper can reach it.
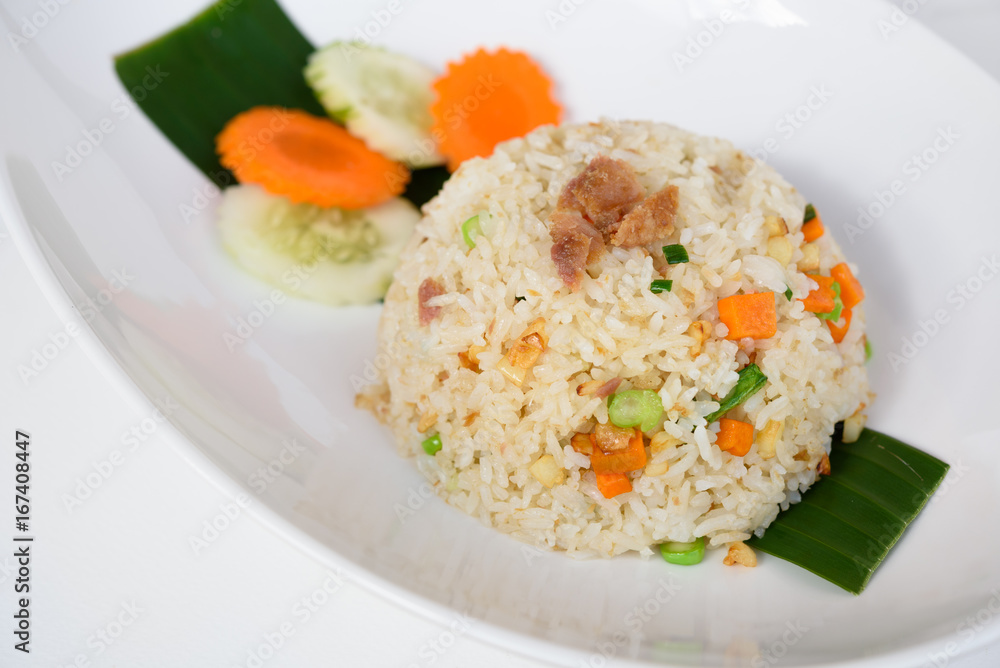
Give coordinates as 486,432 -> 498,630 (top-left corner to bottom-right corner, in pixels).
217,185 -> 419,305
306,41 -> 444,168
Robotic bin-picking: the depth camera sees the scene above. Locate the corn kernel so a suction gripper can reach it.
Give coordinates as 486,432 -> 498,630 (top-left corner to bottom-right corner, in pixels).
798,243 -> 821,272
756,419 -> 784,459
529,454 -> 565,488
766,236 -> 793,266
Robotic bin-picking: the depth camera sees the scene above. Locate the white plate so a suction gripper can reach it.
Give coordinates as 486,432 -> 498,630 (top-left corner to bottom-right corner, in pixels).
2,0 -> 999,665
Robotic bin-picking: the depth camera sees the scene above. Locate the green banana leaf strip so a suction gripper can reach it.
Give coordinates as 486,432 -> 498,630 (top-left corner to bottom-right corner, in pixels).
114,0 -> 448,207
404,166 -> 450,209
114,0 -> 326,187
788,477 -> 900,548
748,427 -> 949,594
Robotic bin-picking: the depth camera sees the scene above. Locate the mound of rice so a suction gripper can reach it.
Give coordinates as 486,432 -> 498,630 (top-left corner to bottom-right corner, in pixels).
360,120 -> 869,558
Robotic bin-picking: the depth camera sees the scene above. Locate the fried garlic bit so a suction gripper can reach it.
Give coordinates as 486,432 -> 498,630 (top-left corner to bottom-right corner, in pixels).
817,452 -> 831,476
417,411 -> 438,433
842,403 -> 867,443
570,432 -> 593,456
763,215 -> 788,237
497,317 -> 547,386
576,377 -> 622,398
686,320 -> 712,358
723,542 -> 757,567
458,344 -> 486,371
755,419 -> 784,460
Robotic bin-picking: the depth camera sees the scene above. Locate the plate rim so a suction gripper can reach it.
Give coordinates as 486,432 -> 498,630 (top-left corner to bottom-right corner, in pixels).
3,0 -> 1000,663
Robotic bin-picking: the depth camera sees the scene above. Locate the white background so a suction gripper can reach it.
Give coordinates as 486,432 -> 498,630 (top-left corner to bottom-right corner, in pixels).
2,1 -> 999,667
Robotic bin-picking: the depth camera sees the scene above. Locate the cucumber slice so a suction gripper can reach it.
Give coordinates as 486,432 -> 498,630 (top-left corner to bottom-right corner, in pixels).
218,185 -> 419,305
305,42 -> 444,168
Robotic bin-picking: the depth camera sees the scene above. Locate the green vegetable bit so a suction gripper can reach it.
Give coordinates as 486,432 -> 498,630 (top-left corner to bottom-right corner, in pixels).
462,214 -> 483,248
804,203 -> 817,222
816,281 -> 844,321
608,390 -> 664,432
659,537 -> 705,565
748,428 -> 949,594
705,363 -> 767,423
662,244 -> 690,264
784,286 -> 793,301
650,279 -> 673,294
864,338 -> 873,362
421,434 -> 442,455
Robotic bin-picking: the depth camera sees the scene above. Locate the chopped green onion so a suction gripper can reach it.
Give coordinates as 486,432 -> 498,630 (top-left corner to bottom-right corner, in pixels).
421,434 -> 442,455
608,390 -> 664,432
705,363 -> 767,423
804,203 -> 817,222
461,214 -> 484,248
784,286 -> 793,301
650,280 -> 673,294
864,338 -> 872,363
662,244 -> 689,264
748,428 -> 949,594
815,281 -> 844,321
659,537 -> 705,565
639,394 -> 665,432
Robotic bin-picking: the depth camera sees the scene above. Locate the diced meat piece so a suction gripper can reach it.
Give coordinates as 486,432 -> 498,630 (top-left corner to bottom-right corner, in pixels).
577,377 -> 622,398
594,377 -> 623,398
551,231 -> 588,290
418,278 -> 445,326
557,156 -> 645,233
548,209 -> 605,291
553,210 -> 605,263
610,186 -> 678,247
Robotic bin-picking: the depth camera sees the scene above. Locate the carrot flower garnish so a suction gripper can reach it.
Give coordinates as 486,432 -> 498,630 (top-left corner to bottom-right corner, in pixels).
217,106 -> 409,209
430,48 -> 562,171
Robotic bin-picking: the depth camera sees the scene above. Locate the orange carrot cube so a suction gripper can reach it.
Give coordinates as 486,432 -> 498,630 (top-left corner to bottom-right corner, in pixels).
595,472 -> 632,498
591,429 -> 646,474
827,308 -> 853,343
831,262 -> 865,309
800,275 -> 836,313
718,292 -> 777,340
716,418 -> 754,457
801,215 -> 824,242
